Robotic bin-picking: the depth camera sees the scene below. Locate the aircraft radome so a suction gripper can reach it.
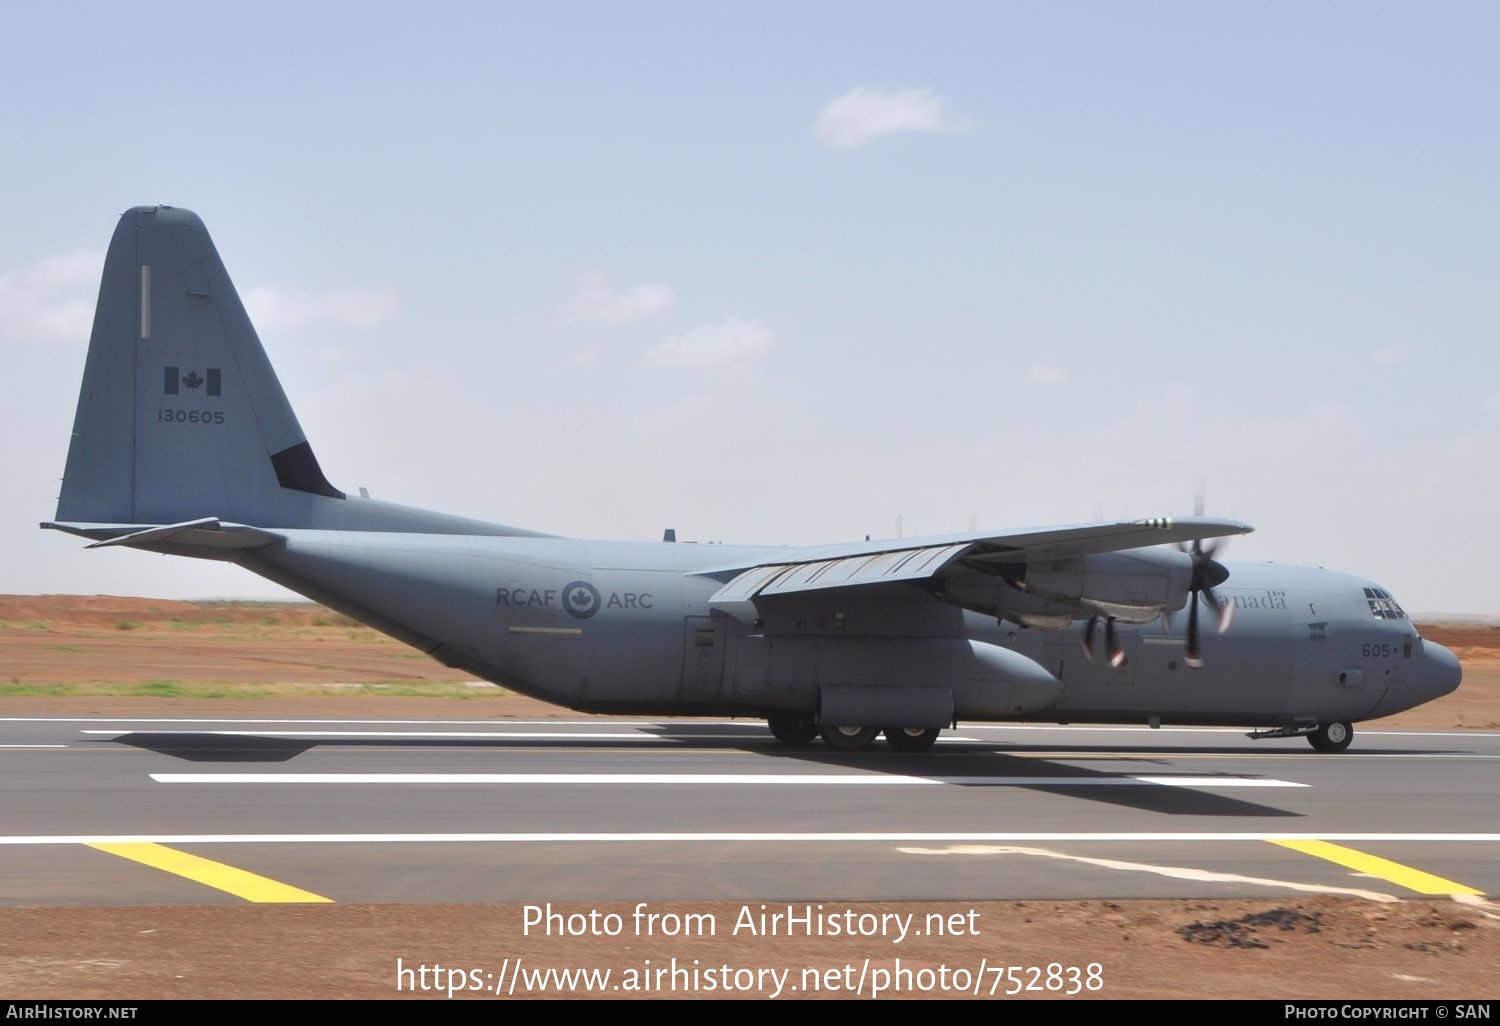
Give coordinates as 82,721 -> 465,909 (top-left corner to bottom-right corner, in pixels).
43,206 -> 1461,753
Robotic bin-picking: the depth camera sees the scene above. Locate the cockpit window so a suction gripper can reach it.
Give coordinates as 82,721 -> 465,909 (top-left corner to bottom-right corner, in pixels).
1363,586 -> 1407,620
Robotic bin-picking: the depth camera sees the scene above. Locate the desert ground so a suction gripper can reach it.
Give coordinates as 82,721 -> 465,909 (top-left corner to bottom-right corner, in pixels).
1,595 -> 1497,1000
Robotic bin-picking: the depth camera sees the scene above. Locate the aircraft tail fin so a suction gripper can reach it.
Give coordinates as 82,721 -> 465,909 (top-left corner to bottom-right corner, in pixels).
50,205 -> 548,540
54,206 -> 342,528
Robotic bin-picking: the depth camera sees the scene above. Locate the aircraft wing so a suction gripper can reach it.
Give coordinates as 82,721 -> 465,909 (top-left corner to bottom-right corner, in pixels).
700,515 -> 1251,621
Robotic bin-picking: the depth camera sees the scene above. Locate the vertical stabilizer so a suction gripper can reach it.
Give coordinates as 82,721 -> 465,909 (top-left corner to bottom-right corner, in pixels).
55,205 -> 341,527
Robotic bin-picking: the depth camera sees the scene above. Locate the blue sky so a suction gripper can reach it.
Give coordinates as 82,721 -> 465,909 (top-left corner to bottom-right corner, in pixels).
2,2 -> 1497,612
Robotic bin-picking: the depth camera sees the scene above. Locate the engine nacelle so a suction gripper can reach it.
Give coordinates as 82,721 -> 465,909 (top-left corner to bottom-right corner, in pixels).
1019,549 -> 1190,608
942,548 -> 1194,627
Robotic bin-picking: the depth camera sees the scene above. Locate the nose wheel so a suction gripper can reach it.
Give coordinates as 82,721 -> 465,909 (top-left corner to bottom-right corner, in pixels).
1308,721 -> 1353,753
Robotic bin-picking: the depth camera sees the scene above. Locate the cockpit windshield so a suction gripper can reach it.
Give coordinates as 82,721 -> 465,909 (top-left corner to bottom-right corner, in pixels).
1363,587 -> 1407,620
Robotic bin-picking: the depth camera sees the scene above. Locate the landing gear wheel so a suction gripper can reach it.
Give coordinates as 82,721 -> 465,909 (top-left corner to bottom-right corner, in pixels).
820,724 -> 879,751
883,726 -> 941,752
1308,721 -> 1353,753
766,714 -> 818,747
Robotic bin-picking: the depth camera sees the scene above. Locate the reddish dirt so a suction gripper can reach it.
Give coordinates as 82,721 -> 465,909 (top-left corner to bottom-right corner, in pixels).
2,595 -> 1497,1000
1,897 -> 1497,1000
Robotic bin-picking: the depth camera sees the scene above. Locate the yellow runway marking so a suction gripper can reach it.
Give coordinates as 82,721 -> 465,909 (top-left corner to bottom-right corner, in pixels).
1269,839 -> 1483,895
87,842 -> 332,903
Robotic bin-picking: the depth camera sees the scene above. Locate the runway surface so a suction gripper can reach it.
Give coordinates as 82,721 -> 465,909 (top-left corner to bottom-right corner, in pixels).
2,715 -> 1497,907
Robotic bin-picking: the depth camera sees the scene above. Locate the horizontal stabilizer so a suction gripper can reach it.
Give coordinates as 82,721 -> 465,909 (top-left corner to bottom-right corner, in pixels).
42,519 -> 283,551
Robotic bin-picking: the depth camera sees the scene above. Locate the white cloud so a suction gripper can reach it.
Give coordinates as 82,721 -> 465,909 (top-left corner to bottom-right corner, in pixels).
644,317 -> 774,369
1026,363 -> 1069,385
243,286 -> 398,331
0,249 -> 102,345
554,271 -> 674,328
813,86 -> 974,150
1371,344 -> 1410,365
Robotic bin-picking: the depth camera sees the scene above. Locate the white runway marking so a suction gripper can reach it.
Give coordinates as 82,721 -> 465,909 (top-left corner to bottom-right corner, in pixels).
960,725 -> 1500,739
895,844 -> 1400,902
1015,753 -> 1500,760
0,716 -> 1481,739
80,728 -> 984,745
148,772 -> 1309,788
71,727 -> 1498,756
8,718 -> 736,726
0,745 -> 67,749
3,832 -> 1498,845
82,730 -> 739,740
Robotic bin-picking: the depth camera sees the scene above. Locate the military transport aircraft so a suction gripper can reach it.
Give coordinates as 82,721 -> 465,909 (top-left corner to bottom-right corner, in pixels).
42,206 -> 1461,753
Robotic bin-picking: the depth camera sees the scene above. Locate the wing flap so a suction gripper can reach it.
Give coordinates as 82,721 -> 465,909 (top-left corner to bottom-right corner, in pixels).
709,542 -> 972,613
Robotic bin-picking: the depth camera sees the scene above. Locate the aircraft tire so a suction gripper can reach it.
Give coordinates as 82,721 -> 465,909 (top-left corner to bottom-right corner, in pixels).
1308,721 -> 1353,753
766,714 -> 818,747
821,724 -> 879,751
884,726 -> 941,752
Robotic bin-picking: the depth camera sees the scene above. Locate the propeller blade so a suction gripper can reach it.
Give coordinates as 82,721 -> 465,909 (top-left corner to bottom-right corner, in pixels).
1185,596 -> 1203,668
1106,616 -> 1127,669
1080,614 -> 1099,664
1202,585 -> 1232,632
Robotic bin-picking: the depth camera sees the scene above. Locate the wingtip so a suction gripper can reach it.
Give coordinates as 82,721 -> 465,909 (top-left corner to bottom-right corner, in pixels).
1133,514 -> 1253,534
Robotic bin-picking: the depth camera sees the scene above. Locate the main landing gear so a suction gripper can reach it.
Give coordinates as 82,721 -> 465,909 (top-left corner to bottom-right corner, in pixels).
765,713 -> 818,747
820,724 -> 880,751
765,717 -> 942,752
882,726 -> 942,753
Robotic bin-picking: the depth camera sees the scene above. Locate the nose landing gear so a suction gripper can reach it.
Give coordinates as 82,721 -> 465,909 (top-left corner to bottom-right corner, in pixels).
1308,721 -> 1353,753
1245,721 -> 1355,753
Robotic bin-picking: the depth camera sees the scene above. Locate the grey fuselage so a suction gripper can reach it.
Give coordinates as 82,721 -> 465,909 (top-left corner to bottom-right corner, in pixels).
234,528 -> 1460,730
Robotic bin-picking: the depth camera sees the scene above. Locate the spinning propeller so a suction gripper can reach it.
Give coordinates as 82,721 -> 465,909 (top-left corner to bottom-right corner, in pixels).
1081,488 -> 1235,670
1180,535 -> 1232,668
1080,614 -> 1125,668
1179,485 -> 1232,667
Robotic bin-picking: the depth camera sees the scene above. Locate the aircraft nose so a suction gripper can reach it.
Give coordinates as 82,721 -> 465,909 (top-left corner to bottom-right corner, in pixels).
1420,641 -> 1462,700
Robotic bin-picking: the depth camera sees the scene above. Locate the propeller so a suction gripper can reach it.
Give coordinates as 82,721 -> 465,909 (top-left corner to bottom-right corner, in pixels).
1080,613 -> 1127,669
1157,481 -> 1232,668
1180,536 -> 1232,668
1081,486 -> 1234,671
